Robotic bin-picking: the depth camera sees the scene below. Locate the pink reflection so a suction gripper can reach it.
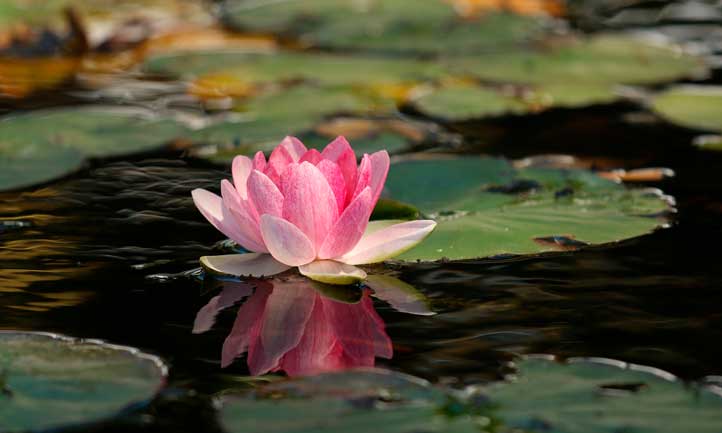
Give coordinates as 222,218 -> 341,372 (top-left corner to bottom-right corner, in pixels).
195,277 -> 395,377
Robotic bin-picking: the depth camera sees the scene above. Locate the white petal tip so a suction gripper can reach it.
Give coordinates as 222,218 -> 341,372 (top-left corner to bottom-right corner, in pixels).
299,260 -> 367,285
200,253 -> 290,277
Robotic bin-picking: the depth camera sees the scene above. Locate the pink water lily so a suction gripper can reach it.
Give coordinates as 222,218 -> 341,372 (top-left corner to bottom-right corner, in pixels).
192,136 -> 436,284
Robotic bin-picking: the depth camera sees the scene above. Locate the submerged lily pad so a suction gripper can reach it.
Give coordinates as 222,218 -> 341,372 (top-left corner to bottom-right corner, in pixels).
651,85 -> 722,132
0,331 -> 166,432
219,356 -> 722,433
223,0 -> 549,54
0,106 -> 188,190
486,356 -> 722,433
220,369 -> 479,433
380,155 -> 672,261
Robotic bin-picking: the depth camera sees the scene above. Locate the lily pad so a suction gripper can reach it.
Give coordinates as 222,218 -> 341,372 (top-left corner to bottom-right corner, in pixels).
450,35 -> 704,86
189,85 -> 398,163
485,356 -> 722,433
0,146 -> 84,191
144,50 -> 442,86
651,85 -> 722,132
411,82 -> 623,121
219,369 -> 480,433
0,331 -> 167,432
220,356 -> 722,433
0,106 -> 189,190
380,155 -> 672,261
223,0 -> 549,54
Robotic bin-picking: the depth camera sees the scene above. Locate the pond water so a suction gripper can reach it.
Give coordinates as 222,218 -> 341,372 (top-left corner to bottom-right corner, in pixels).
1,1 -> 722,432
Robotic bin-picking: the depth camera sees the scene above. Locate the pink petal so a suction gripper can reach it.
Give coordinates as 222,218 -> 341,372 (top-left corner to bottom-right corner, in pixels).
252,150 -> 267,172
321,136 -> 357,205
232,155 -> 253,199
281,162 -> 339,250
248,282 -> 316,375
299,148 -> 322,165
223,205 -> 268,252
192,188 -> 261,249
353,154 -> 371,199
316,159 -> 347,214
221,180 -> 266,252
367,150 -> 390,205
268,136 -> 307,177
354,151 -> 389,205
221,284 -> 272,368
247,170 -> 283,218
317,187 -> 373,259
339,220 -> 437,265
280,136 -> 307,160
259,214 -> 316,266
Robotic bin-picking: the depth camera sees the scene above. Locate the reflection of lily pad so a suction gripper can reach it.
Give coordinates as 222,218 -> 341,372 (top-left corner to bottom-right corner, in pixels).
0,107 -> 189,190
651,85 -> 722,132
0,331 -> 167,432
381,155 -> 672,261
486,356 -> 722,433
223,0 -> 548,54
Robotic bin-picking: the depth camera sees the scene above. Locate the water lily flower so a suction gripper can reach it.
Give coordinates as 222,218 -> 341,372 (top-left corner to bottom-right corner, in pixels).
192,136 -> 436,284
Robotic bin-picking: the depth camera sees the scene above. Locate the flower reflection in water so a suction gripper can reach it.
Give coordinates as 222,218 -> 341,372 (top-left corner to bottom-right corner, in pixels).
194,274 -> 433,377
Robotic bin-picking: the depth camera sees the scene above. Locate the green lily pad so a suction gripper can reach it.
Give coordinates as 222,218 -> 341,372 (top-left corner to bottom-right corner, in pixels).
412,82 -> 621,121
412,84 -> 528,120
0,107 -> 189,191
651,85 -> 722,132
450,35 -> 704,85
0,146 -> 84,191
223,0 -> 549,54
0,331 -> 167,432
189,86 -> 399,163
220,357 -> 722,433
486,356 -> 722,433
220,369 -> 480,433
381,155 -> 672,261
144,50 -> 442,86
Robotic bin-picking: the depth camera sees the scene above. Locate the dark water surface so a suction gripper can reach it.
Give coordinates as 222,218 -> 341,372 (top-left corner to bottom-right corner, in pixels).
2,101 -> 722,431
